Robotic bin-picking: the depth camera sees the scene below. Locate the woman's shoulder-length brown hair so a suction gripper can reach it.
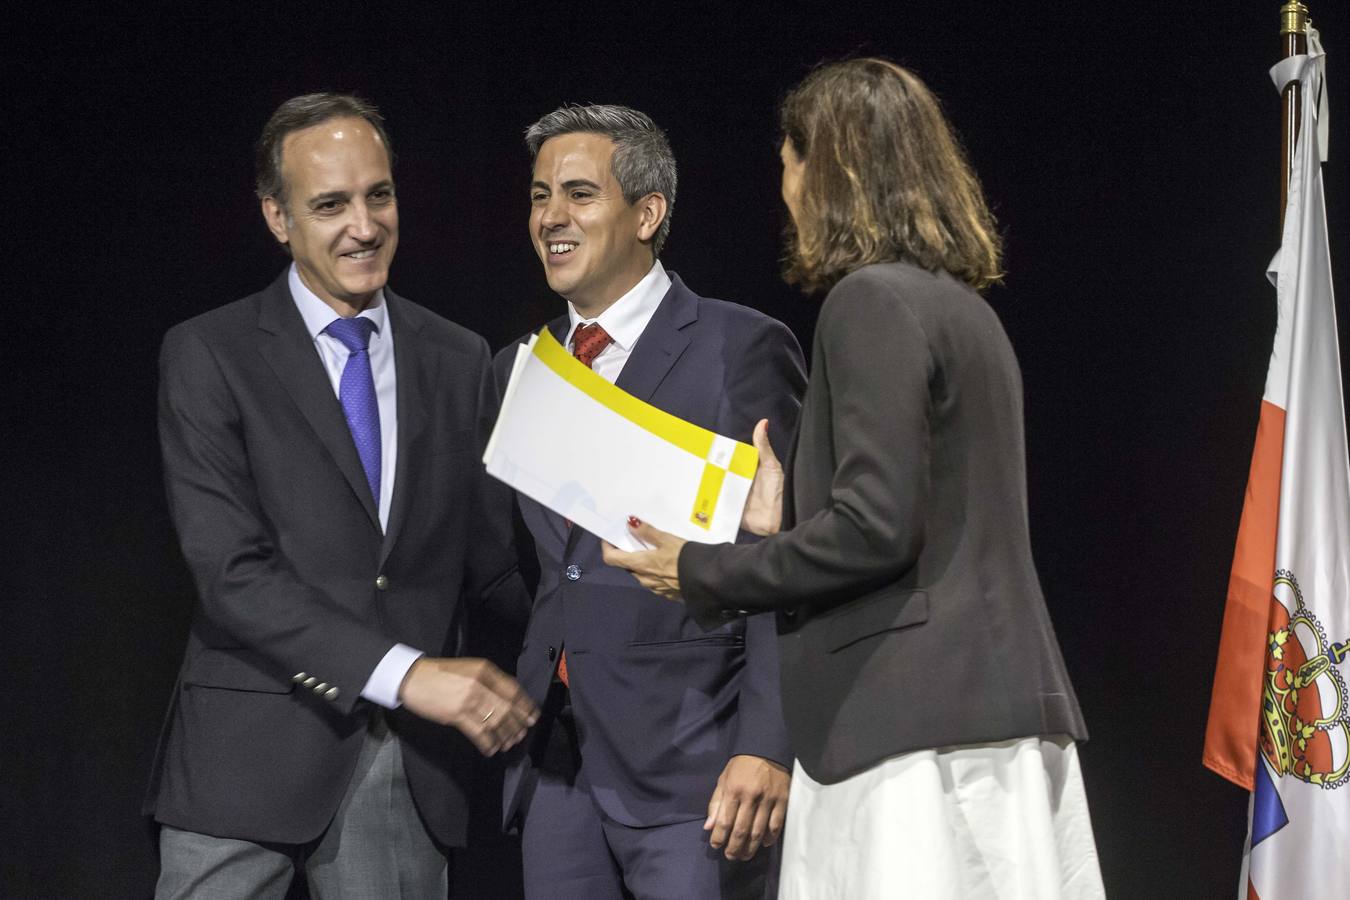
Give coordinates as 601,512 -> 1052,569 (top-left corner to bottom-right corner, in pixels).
781,57 -> 1003,295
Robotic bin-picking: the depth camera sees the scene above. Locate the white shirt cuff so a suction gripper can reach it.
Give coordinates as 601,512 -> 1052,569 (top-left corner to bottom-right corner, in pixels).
360,643 -> 424,709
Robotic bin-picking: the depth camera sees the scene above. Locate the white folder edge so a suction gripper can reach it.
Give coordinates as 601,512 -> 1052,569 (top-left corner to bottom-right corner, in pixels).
483,335 -> 537,464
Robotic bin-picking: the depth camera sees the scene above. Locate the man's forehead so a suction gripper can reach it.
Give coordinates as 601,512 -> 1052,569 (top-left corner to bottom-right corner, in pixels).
534,132 -> 616,181
285,117 -> 380,153
281,118 -> 390,184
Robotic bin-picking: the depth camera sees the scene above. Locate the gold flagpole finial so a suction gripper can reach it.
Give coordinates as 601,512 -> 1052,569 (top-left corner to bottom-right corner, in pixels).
1281,1 -> 1309,36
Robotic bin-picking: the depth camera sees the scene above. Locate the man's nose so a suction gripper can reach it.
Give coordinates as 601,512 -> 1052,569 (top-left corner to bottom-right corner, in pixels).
539,194 -> 568,230
349,202 -> 378,242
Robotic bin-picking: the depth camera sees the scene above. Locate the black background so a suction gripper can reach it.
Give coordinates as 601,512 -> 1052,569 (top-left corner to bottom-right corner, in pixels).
7,2 -> 1348,897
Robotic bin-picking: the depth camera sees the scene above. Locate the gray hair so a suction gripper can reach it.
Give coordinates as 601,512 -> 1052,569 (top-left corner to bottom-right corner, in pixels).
525,104 -> 677,256
255,93 -> 393,205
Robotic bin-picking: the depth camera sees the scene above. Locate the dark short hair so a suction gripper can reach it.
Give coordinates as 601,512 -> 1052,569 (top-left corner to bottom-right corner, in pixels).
780,58 -> 1003,293
255,93 -> 393,204
524,104 -> 677,257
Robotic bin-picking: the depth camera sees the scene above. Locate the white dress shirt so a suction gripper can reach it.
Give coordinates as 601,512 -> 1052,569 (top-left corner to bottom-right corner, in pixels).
564,260 -> 672,383
288,264 -> 420,709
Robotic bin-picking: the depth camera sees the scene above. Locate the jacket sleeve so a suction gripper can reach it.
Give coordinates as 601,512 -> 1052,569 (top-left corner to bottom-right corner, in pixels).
680,275 -> 932,630
459,338 -> 533,629
718,315 -> 807,766
158,323 -> 394,715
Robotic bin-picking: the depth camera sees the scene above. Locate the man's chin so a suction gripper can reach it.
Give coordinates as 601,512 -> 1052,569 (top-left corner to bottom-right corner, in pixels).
543,273 -> 577,298
340,273 -> 389,299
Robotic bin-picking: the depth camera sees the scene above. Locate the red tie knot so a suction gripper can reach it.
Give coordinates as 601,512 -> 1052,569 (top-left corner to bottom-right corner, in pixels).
572,323 -> 615,369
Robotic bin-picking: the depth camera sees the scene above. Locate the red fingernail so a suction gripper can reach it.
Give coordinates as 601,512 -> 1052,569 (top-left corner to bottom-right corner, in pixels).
628,516 -> 641,527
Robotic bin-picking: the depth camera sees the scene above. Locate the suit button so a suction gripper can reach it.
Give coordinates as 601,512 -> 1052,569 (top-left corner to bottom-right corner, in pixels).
547,646 -> 557,662
782,608 -> 797,619
303,677 -> 318,688
375,575 -> 389,591
720,609 -> 736,620
565,564 -> 582,581
324,686 -> 340,701
313,682 -> 328,694
292,671 -> 308,683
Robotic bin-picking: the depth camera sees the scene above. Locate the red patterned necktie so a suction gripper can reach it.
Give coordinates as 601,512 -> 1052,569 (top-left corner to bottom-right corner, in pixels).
572,322 -> 614,369
558,322 -> 614,688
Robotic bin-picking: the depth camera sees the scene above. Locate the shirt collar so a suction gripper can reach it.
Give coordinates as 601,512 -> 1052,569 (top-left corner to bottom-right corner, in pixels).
288,263 -> 388,342
565,259 -> 671,351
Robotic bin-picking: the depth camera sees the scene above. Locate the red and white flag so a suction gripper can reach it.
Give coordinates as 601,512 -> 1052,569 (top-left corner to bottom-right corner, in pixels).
1202,31 -> 1350,899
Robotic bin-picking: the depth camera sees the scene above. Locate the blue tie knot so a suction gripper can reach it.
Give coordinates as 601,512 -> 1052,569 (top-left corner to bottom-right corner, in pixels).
325,316 -> 377,353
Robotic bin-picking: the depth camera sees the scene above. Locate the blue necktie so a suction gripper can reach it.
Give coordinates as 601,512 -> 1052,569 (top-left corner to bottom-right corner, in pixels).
324,317 -> 381,505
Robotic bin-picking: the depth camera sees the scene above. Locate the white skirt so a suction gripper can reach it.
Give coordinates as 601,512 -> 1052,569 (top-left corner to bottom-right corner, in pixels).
778,735 -> 1104,899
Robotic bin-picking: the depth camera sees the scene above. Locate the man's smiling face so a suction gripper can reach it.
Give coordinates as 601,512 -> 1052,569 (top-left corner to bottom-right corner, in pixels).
528,132 -> 655,316
263,116 -> 398,315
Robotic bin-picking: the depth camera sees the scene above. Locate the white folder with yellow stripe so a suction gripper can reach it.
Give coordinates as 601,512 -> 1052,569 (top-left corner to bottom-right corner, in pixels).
483,328 -> 758,552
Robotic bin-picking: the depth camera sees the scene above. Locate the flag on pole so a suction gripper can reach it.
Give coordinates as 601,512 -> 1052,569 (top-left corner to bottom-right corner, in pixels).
1202,31 -> 1350,899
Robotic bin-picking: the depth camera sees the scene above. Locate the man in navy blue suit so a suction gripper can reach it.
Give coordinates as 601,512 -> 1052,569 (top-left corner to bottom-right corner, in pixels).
495,105 -> 807,899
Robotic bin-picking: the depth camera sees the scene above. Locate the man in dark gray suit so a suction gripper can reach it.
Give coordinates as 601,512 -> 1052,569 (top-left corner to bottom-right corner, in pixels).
146,93 -> 538,899
496,104 -> 807,900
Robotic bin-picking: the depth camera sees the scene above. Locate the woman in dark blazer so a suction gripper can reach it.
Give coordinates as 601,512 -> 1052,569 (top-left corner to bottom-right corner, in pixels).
605,59 -> 1104,897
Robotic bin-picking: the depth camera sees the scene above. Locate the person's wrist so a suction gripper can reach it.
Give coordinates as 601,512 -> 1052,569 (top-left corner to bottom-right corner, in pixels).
768,488 -> 783,534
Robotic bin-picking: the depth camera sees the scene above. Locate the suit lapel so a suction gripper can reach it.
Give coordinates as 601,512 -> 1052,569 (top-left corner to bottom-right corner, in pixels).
256,273 -> 381,532
613,274 -> 695,403
380,291 -> 430,566
546,316 -> 569,346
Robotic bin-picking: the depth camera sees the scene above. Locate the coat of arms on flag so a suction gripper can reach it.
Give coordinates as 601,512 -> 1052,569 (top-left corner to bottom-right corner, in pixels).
1259,572 -> 1350,789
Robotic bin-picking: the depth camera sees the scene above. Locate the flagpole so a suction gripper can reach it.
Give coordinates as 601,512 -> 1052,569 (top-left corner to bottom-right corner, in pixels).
1281,1 -> 1310,224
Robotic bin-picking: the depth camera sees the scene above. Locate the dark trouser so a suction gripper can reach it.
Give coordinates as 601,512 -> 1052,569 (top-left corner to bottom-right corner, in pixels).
156,712 -> 448,900
519,684 -> 776,900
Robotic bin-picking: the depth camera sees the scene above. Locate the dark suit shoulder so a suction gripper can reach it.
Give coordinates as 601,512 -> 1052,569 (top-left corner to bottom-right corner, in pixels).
495,315 -> 565,363
165,291 -> 265,345
823,262 -> 1001,345
492,316 -> 567,375
832,261 -> 989,315
388,292 -> 489,359
680,294 -> 802,371
686,293 -> 791,334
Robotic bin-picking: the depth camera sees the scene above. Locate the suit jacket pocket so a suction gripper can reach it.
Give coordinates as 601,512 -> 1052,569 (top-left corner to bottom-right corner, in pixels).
627,633 -> 745,649
182,648 -> 295,694
825,588 -> 929,652
629,610 -> 746,647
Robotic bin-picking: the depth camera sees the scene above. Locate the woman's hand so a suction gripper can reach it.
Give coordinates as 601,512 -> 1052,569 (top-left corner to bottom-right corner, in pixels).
602,518 -> 687,600
741,419 -> 784,536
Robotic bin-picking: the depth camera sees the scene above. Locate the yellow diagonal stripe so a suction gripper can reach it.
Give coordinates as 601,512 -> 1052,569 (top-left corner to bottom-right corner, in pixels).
531,328 -> 759,480
530,328 -> 757,531
691,464 -> 727,530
